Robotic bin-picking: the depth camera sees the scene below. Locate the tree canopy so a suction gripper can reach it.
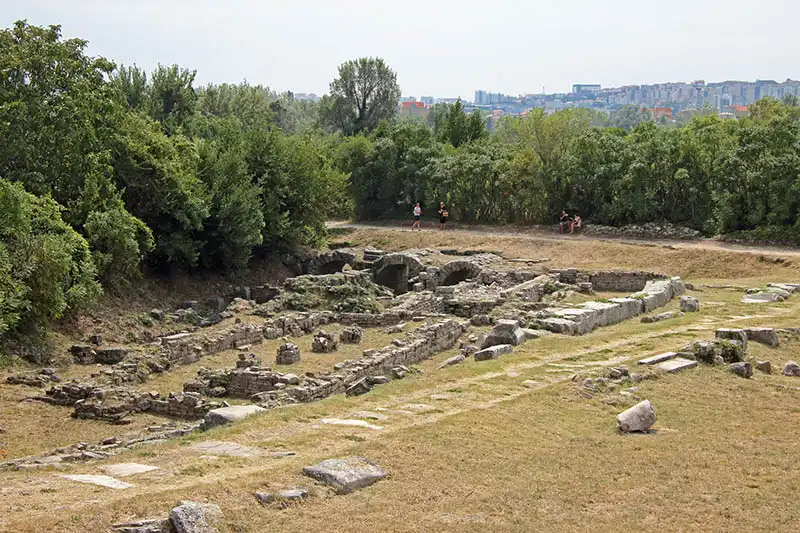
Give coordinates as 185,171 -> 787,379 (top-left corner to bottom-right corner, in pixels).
322,57 -> 401,135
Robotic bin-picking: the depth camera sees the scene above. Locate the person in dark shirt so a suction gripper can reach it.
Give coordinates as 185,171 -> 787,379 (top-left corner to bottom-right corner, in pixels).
559,210 -> 574,234
438,202 -> 449,231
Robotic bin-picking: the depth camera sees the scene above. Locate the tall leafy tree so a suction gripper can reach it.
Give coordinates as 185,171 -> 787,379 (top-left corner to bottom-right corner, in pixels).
322,57 -> 401,135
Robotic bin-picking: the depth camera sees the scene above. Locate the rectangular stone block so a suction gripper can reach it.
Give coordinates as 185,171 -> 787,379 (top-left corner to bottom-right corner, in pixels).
657,357 -> 698,373
639,352 -> 678,365
474,344 -> 513,361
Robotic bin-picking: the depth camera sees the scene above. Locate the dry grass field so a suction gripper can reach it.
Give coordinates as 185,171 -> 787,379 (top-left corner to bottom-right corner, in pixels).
2,227 -> 800,532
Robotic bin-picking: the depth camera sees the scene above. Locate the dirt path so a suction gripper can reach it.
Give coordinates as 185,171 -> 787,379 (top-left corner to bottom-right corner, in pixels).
329,221 -> 800,257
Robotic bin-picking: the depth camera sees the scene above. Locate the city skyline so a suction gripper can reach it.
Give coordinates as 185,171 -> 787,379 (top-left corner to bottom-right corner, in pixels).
3,0 -> 800,99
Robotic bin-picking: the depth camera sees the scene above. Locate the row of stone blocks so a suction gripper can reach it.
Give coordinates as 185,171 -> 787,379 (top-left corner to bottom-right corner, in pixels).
530,277 -> 685,336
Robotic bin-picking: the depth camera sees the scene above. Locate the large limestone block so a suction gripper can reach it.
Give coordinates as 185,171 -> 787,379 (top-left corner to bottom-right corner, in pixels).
680,296 -> 700,312
302,457 -> 387,494
203,405 -> 265,430
617,400 -> 657,433
745,327 -> 779,347
170,501 -> 223,533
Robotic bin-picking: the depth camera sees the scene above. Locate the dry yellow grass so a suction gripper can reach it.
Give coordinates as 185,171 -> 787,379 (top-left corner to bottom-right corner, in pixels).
3,230 -> 800,532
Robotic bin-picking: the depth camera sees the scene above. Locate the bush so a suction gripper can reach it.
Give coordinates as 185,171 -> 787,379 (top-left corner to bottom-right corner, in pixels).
84,204 -> 155,288
0,179 -> 101,344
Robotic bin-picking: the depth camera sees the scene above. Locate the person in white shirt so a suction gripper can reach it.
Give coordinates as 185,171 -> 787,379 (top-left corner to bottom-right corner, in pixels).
411,202 -> 422,231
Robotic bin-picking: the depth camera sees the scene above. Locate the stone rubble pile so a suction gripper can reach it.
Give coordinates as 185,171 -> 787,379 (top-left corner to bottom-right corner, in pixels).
276,343 -> 301,365
6,368 -> 60,387
340,325 -> 364,344
311,330 -> 339,353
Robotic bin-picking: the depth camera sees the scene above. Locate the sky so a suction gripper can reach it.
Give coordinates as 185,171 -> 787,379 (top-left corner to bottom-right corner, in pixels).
3,0 -> 799,99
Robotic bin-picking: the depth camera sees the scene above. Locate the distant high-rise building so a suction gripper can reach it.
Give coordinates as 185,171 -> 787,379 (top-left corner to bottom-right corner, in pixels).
420,96 -> 434,105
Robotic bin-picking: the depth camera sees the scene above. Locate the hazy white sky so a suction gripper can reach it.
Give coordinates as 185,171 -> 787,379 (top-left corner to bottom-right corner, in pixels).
3,0 -> 799,98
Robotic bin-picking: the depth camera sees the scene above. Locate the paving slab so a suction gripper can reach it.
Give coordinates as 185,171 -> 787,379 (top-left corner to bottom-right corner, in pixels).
302,457 -> 387,494
191,440 -> 263,457
103,463 -> 159,477
638,352 -> 678,365
203,405 -> 265,429
656,357 -> 698,373
321,418 -> 383,430
61,474 -> 133,490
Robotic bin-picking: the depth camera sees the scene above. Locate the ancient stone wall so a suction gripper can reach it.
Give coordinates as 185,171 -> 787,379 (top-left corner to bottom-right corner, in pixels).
551,268 -> 665,292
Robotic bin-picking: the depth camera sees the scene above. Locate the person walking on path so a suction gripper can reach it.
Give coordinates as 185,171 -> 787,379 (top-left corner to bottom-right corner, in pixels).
411,202 -> 422,231
438,202 -> 449,231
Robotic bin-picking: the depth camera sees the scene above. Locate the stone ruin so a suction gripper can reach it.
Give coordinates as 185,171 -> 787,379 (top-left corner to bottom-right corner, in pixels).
16,251 -> 697,431
311,330 -> 339,353
340,325 -> 364,344
276,343 -> 301,365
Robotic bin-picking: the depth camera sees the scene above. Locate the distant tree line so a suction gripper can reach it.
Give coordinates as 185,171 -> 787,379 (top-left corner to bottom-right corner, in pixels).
2,19 -> 800,347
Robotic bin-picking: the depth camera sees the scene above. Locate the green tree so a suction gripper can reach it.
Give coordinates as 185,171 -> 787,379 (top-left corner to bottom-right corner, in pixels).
322,57 -> 401,135
439,99 -> 487,147
611,104 -> 654,132
110,112 -> 209,268
196,117 -> 264,271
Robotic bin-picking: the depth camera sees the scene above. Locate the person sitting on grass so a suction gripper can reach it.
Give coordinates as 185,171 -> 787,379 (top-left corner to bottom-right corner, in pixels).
572,215 -> 582,233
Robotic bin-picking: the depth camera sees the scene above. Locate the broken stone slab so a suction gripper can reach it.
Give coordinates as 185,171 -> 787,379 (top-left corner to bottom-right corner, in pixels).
438,354 -> 466,369
729,361 -> 753,379
768,282 -> 800,293
302,457 -> 387,494
320,418 -> 383,430
680,295 -> 700,312
170,501 -> 223,533
202,405 -> 265,430
104,463 -> 159,477
482,328 -> 525,348
493,319 -> 521,333
112,518 -> 171,533
656,357 -> 698,373
715,328 -> 748,350
641,311 -> 681,323
345,377 -> 372,397
744,327 -> 780,347
521,328 -> 550,340
742,292 -> 783,303
474,344 -> 513,361
255,488 -> 309,505
367,375 -> 390,385
617,400 -> 656,433
638,352 -> 678,365
783,361 -> 800,377
756,361 -> 772,374
191,441 -> 263,457
61,474 -> 133,490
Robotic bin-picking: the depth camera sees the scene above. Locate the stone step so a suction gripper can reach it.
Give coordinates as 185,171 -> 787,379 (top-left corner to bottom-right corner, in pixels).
638,352 -> 678,365
656,357 -> 698,373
